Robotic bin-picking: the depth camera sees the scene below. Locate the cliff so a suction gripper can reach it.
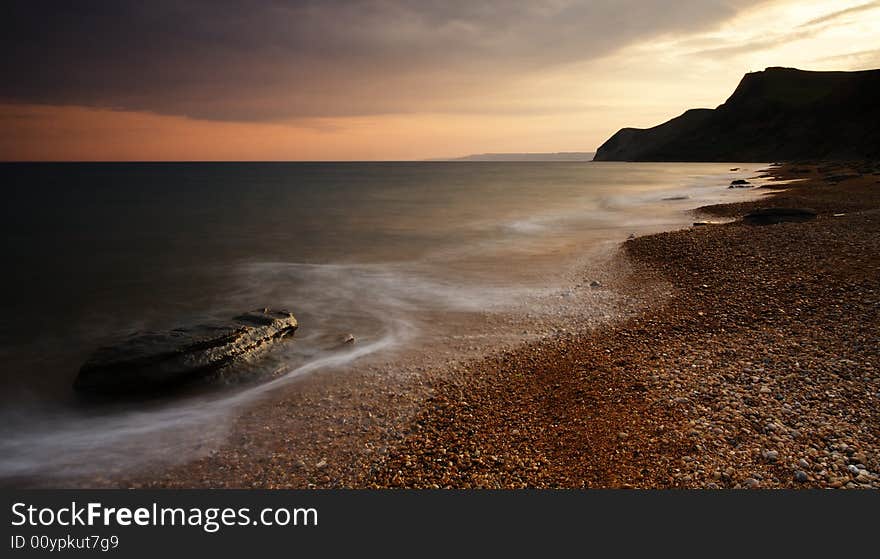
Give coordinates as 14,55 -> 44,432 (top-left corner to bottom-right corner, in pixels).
593,67 -> 880,161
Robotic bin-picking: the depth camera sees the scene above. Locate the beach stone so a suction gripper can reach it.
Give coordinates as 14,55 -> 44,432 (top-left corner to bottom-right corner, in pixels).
743,207 -> 817,225
744,478 -> 760,489
74,309 -> 298,395
826,174 -> 859,183
762,450 -> 779,462
855,471 -> 873,484
794,470 -> 809,483
729,179 -> 752,188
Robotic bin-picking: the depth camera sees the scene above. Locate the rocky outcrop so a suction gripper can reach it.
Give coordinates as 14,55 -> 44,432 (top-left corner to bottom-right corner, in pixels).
74,309 -> 297,395
594,67 -> 880,161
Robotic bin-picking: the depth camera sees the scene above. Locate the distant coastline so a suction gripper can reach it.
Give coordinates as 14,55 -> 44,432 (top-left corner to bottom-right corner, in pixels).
428,152 -> 595,162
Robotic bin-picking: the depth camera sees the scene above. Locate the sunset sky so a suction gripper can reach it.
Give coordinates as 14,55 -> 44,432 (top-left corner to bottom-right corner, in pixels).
2,0 -> 880,161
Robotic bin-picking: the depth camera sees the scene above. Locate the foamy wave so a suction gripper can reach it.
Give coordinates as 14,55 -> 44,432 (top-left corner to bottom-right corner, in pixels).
0,260 -> 550,480
0,329 -> 397,479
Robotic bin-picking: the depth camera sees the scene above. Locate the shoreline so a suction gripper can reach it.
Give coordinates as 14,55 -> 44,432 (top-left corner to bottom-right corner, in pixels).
363,161 -> 880,488
63,161 -> 880,489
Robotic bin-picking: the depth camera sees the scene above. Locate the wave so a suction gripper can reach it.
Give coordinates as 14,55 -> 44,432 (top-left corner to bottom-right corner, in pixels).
0,260 -> 552,480
0,163 -> 769,482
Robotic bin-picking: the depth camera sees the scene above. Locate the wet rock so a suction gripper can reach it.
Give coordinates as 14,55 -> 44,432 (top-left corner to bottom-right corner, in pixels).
825,174 -> 858,183
74,309 -> 298,395
729,179 -> 752,188
743,207 -> 817,225
342,334 -> 356,345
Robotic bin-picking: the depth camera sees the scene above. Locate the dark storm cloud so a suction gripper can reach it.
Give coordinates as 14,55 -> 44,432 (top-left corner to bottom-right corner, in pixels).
0,0 -> 768,120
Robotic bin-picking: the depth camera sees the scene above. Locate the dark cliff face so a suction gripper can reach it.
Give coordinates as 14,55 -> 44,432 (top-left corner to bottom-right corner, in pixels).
593,67 -> 880,162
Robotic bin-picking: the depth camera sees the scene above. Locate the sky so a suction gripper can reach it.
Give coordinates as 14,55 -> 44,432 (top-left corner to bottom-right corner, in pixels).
2,0 -> 879,161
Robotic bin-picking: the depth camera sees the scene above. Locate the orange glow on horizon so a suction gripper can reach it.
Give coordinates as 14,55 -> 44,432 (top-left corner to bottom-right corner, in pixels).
0,103 -> 601,161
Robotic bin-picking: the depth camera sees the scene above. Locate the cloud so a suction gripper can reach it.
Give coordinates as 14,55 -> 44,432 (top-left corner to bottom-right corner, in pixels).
811,47 -> 880,68
685,1 -> 880,60
800,0 -> 880,27
0,0 -> 770,121
689,27 -> 822,58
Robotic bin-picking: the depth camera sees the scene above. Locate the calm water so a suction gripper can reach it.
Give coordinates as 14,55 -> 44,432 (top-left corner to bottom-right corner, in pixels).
0,161 -> 764,480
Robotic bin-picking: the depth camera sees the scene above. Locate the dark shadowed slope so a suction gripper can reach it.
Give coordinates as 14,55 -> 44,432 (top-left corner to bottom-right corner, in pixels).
593,67 -> 880,162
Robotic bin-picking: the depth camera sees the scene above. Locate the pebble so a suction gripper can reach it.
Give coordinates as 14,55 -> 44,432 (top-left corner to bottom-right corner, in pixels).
794,470 -> 809,483
855,471 -> 873,483
761,450 -> 779,463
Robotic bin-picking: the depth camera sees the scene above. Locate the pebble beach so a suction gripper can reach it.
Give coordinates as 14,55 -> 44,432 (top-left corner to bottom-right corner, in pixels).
118,161 -> 880,489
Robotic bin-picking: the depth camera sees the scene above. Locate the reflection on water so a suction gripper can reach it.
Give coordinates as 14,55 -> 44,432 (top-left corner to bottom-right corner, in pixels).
0,161 -> 765,479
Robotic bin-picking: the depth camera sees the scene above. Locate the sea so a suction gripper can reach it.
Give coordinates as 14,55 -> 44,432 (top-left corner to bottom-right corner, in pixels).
0,161 -> 766,481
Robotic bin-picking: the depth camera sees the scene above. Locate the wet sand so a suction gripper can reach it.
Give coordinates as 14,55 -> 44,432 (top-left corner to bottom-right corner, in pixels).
114,162 -> 880,489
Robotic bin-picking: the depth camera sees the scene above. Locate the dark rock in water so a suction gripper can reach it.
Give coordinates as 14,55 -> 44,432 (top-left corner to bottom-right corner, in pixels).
729,179 -> 752,188
743,208 -> 817,225
74,309 -> 297,394
825,174 -> 859,183
662,195 -> 689,201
